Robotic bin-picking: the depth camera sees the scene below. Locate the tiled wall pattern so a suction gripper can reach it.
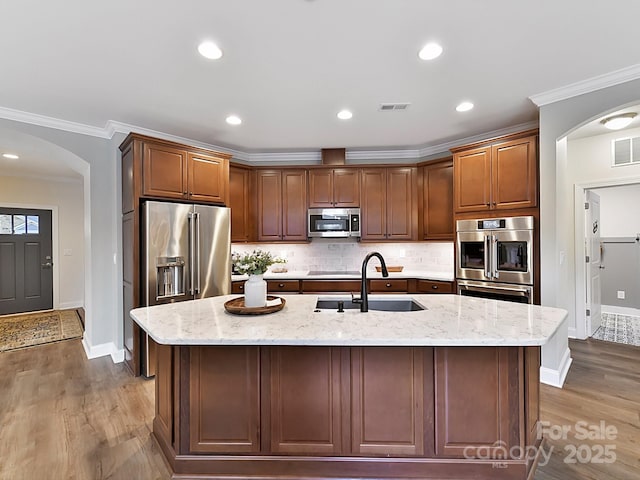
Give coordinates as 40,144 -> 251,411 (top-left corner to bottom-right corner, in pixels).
231,240 -> 454,274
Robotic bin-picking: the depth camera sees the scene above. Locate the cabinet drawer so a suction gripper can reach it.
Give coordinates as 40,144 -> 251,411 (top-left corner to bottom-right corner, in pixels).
231,281 -> 245,294
267,280 -> 300,293
301,280 -> 361,293
416,280 -> 454,294
369,279 -> 408,292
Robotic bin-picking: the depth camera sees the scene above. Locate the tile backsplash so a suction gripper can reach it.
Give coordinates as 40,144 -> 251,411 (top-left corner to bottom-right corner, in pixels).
231,240 -> 454,274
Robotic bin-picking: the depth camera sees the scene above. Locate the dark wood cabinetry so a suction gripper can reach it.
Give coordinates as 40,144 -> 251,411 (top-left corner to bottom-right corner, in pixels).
256,169 -> 307,241
301,279 -> 361,293
420,159 -> 453,240
266,280 -> 300,293
361,167 -> 417,241
415,279 -> 455,294
369,279 -> 409,292
120,133 -> 231,375
229,165 -> 252,242
308,168 -> 360,207
453,132 -> 537,213
154,344 -> 540,479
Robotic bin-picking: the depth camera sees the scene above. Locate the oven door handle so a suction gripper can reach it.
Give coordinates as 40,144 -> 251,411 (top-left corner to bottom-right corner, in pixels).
484,235 -> 492,279
460,284 -> 531,297
492,234 -> 499,279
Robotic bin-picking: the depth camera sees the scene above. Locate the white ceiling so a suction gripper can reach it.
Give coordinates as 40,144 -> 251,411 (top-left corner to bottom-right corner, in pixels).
2,0 -> 640,165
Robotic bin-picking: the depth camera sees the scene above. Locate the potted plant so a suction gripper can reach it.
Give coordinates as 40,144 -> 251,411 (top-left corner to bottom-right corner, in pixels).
231,250 -> 284,307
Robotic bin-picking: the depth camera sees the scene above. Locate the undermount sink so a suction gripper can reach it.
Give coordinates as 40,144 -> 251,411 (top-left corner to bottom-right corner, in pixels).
315,297 -> 425,312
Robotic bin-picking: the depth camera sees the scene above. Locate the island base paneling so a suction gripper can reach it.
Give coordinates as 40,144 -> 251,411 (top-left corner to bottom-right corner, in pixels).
153,344 -> 542,480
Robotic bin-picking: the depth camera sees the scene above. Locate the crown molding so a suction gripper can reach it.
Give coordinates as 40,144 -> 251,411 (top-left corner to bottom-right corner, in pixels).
0,106 -> 110,138
1,106 -> 538,165
529,64 -> 640,107
0,170 -> 83,183
105,121 -> 251,161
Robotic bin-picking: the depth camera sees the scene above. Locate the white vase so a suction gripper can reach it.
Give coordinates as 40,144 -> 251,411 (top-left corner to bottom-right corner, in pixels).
244,274 -> 267,308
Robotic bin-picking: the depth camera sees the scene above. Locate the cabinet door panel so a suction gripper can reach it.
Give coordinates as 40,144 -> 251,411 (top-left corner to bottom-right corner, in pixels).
351,347 -> 424,456
333,169 -> 360,207
142,143 -> 187,199
257,171 -> 282,241
361,169 -> 387,240
492,137 -> 537,210
188,152 -> 228,204
454,147 -> 491,212
269,347 -> 343,454
386,167 -> 415,240
422,161 -> 453,240
282,170 -> 307,240
434,347 -> 517,458
229,166 -> 251,242
308,169 -> 334,207
189,346 -> 260,453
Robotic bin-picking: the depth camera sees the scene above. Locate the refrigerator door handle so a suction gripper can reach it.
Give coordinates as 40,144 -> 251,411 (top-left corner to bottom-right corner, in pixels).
194,212 -> 201,295
188,212 -> 196,295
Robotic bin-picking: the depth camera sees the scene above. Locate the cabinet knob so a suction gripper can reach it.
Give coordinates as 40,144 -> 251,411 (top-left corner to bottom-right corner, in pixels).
432,285 -> 438,290
486,202 -> 490,206
183,191 -> 188,195
492,202 -> 496,206
278,283 -> 285,288
386,283 -> 392,288
239,285 -> 244,290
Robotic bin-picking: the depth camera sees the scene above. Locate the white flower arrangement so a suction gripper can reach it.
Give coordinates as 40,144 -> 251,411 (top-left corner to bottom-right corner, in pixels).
231,249 -> 284,275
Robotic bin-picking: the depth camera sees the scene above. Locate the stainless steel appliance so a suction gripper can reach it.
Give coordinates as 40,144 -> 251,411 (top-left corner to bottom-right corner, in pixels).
308,208 -> 360,238
456,216 -> 534,304
142,200 -> 231,376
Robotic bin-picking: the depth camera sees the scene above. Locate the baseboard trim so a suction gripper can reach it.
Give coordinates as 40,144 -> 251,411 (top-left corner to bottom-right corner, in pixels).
81,338 -> 125,364
540,347 -> 573,388
602,305 -> 640,317
57,301 -> 84,310
568,326 -> 577,339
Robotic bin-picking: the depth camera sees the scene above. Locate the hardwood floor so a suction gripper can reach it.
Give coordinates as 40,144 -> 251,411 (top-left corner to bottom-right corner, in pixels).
0,339 -> 169,480
0,338 -> 637,480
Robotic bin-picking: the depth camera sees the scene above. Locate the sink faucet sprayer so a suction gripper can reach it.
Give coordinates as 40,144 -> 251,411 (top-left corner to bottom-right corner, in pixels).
352,252 -> 388,312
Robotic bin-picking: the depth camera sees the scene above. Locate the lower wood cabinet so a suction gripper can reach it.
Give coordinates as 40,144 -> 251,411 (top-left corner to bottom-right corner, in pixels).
415,279 -> 455,294
369,279 -> 408,292
266,280 -> 300,293
154,344 -> 540,478
301,279 -> 361,293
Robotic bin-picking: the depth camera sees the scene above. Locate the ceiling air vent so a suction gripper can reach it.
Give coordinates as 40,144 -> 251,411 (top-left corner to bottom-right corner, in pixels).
613,136 -> 640,166
379,103 -> 411,111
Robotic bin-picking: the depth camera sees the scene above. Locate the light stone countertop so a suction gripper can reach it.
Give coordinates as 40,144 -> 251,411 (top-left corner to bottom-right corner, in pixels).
130,294 -> 568,347
231,270 -> 454,282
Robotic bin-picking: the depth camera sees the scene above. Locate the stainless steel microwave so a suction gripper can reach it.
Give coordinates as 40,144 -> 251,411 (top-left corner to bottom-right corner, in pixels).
308,208 -> 360,238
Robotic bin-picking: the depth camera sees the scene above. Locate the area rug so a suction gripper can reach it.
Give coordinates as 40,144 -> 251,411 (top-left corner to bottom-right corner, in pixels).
592,312 -> 640,347
0,310 -> 83,352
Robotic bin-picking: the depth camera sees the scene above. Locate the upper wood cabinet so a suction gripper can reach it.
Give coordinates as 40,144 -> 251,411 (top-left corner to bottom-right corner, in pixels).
229,165 -> 252,242
420,159 -> 453,240
361,167 -> 417,241
308,168 -> 360,208
142,140 -> 230,205
452,132 -> 537,213
256,169 -> 307,242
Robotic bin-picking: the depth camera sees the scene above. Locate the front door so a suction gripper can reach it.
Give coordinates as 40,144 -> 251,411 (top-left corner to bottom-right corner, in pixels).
585,191 -> 602,336
0,208 -> 53,315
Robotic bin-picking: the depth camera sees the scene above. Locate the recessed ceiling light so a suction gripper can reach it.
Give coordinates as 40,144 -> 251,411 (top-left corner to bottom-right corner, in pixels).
418,42 -> 443,60
601,112 -> 637,130
456,102 -> 474,112
2,153 -> 19,159
226,115 -> 242,125
198,41 -> 223,60
337,110 -> 353,120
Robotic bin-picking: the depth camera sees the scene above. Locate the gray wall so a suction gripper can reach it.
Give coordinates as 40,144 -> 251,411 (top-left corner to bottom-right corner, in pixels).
600,238 -> 640,309
0,118 -> 119,353
539,77 -> 640,336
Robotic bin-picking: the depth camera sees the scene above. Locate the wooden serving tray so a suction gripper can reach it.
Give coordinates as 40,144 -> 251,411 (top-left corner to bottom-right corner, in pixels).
224,296 -> 286,315
376,265 -> 403,272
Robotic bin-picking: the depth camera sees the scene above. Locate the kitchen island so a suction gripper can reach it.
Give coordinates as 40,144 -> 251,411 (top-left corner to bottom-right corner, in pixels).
130,294 -> 567,480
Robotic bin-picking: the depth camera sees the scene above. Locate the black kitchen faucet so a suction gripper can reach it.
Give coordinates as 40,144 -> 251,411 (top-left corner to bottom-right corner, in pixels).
352,252 -> 388,312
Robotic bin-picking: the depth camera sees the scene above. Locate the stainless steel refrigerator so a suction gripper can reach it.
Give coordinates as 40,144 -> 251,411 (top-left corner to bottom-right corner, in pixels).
141,200 -> 231,376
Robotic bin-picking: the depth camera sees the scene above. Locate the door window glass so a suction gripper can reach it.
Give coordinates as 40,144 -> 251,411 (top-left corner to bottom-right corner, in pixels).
460,241 -> 485,269
496,241 -> 528,272
0,215 -> 11,234
13,215 -> 26,234
27,216 -> 39,234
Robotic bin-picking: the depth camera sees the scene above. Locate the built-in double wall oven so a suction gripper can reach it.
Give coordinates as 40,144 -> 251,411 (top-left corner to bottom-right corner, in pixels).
456,216 -> 534,304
